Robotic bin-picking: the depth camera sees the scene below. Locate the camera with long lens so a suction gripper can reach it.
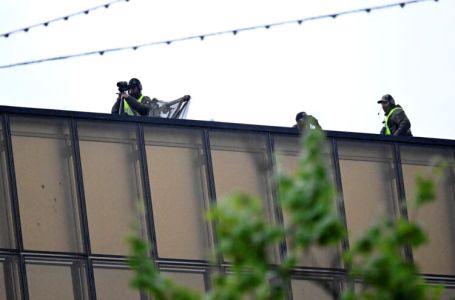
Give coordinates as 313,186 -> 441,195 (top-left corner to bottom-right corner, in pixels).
116,81 -> 129,93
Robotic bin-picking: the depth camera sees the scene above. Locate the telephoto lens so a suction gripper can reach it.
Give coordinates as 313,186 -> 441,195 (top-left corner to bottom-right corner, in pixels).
116,81 -> 129,92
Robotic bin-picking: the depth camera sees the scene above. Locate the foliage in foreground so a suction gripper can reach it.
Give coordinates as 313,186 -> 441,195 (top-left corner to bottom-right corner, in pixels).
128,119 -> 443,300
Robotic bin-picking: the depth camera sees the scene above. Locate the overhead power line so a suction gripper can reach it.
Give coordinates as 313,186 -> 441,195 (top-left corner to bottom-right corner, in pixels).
1,0 -> 131,38
0,0 -> 440,69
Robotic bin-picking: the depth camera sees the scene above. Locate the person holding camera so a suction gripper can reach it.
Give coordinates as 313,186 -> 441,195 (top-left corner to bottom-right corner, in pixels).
112,78 -> 153,116
111,78 -> 191,118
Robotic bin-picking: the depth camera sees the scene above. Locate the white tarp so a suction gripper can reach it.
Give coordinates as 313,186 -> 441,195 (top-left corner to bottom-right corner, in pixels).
148,98 -> 190,119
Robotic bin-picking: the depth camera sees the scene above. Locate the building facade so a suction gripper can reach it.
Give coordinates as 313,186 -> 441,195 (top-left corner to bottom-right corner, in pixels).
0,105 -> 454,299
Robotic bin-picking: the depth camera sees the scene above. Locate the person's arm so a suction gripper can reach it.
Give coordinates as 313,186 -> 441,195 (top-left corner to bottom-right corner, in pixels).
312,116 -> 322,129
123,94 -> 150,116
393,110 -> 411,136
162,95 -> 191,107
111,95 -> 122,114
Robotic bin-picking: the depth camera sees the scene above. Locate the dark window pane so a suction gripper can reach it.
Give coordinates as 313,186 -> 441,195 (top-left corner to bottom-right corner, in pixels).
274,135 -> 340,268
94,265 -> 142,300
209,131 -> 277,261
162,269 -> 206,293
77,122 -> 147,255
144,127 -> 211,260
26,259 -> 88,300
400,146 -> 455,275
11,117 -> 82,252
273,135 -> 334,177
291,279 -> 339,300
209,132 -> 273,206
338,141 -> 399,243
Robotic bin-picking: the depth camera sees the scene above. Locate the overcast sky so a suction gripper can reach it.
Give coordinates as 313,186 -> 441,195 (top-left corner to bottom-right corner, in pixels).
1,0 -> 454,140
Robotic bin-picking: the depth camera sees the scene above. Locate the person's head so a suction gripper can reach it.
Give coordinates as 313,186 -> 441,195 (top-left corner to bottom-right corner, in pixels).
128,78 -> 142,98
377,94 -> 395,113
295,111 -> 308,123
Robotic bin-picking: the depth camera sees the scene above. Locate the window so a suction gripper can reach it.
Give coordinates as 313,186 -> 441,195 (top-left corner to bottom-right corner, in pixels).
93,263 -> 144,300
400,146 -> 455,275
144,127 -> 211,260
77,121 -> 147,255
11,117 -> 82,252
209,131 -> 277,262
337,141 -> 399,244
26,259 -> 88,300
274,135 -> 340,268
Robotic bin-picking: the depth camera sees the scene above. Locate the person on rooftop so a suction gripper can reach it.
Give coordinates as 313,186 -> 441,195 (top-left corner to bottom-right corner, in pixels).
293,111 -> 321,131
377,94 -> 412,136
112,78 -> 190,118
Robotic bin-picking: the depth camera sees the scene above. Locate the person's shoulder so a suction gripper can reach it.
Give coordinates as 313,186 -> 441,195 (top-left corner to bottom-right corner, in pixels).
392,105 -> 406,114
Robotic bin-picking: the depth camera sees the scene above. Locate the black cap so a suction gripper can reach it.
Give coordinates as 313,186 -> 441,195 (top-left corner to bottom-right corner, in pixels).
377,94 -> 394,104
128,78 -> 142,90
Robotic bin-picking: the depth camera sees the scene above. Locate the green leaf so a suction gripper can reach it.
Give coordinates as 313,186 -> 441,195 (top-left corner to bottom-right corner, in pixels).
415,175 -> 436,207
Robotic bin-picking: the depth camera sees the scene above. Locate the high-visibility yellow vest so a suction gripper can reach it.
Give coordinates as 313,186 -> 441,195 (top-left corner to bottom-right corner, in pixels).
384,107 -> 402,135
123,95 -> 144,116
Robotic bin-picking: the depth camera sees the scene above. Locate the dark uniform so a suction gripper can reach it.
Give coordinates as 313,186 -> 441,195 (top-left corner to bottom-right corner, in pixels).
294,111 -> 321,131
378,94 -> 412,136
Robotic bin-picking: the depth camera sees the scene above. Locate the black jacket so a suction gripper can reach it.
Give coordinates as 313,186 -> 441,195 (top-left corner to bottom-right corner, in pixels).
294,115 -> 322,131
380,104 -> 412,136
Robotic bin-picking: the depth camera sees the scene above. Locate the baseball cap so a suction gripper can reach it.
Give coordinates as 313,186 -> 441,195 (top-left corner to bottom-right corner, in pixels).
377,94 -> 393,104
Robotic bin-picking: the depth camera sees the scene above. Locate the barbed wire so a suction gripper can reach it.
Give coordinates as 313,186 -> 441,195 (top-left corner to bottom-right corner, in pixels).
1,0 -> 131,38
0,0 -> 440,69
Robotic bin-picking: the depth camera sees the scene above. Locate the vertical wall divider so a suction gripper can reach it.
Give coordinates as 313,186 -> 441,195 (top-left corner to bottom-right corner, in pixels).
70,119 -> 91,254
2,114 -> 29,300
3,255 -> 17,299
266,133 -> 288,263
86,258 -> 97,300
136,124 -> 159,263
331,138 -> 350,254
392,143 -> 409,218
267,133 -> 294,300
392,143 -> 414,263
202,129 -> 222,274
203,268 -> 212,293
450,150 -> 455,207
18,254 -> 29,300
2,258 -> 12,299
69,119 -> 97,300
70,259 -> 85,300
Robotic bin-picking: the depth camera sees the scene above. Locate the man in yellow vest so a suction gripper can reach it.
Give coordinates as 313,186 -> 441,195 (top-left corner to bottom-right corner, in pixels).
377,94 -> 412,136
111,78 -> 190,117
